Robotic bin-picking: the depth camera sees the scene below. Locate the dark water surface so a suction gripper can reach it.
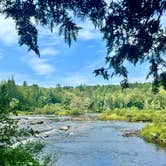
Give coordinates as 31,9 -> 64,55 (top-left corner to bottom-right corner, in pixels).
41,121 -> 166,166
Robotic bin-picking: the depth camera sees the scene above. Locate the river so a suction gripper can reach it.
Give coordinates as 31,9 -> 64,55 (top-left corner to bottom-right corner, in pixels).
35,119 -> 166,166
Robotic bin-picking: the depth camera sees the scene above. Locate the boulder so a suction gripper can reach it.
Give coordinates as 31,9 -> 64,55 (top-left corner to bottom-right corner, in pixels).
59,125 -> 70,131
29,120 -> 44,125
122,130 -> 139,137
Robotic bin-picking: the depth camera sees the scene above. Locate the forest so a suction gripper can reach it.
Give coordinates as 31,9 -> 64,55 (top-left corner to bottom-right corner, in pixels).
1,78 -> 166,115
0,0 -> 166,165
1,78 -> 166,165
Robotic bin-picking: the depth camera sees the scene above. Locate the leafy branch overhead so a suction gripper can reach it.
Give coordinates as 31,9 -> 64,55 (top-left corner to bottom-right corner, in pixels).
0,0 -> 166,90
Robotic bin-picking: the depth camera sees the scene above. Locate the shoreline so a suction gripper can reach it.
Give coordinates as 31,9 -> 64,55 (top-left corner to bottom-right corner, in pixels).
12,113 -> 166,148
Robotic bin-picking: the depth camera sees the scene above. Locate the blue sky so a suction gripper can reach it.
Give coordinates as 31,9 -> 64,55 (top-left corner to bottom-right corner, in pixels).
0,14 -> 165,87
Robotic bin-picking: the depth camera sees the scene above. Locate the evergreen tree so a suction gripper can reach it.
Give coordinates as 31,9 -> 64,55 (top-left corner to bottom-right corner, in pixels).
0,0 -> 165,89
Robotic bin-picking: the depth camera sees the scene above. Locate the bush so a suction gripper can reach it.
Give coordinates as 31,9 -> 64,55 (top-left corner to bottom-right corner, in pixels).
0,146 -> 41,166
141,123 -> 166,146
99,109 -> 166,146
99,109 -> 166,123
0,114 -> 45,166
26,104 -> 83,116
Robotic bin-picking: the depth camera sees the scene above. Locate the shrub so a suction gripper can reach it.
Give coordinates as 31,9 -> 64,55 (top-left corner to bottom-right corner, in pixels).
0,146 -> 41,166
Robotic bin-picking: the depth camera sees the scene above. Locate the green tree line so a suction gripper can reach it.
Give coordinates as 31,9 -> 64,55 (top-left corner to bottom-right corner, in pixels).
0,78 -> 166,114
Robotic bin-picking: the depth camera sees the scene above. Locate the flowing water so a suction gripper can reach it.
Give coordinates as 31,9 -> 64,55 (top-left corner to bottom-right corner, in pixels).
40,120 -> 166,166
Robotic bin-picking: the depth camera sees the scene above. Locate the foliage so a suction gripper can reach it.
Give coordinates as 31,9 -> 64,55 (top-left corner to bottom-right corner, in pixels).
1,79 -> 166,114
99,109 -> 166,122
94,0 -> 166,90
0,0 -> 166,88
99,112 -> 127,121
0,145 -> 42,166
0,114 -> 43,165
0,79 -> 45,166
21,141 -> 45,155
0,114 -> 39,148
1,78 -> 166,149
99,109 -> 166,146
141,123 -> 166,147
0,78 -> 166,149
32,104 -> 83,116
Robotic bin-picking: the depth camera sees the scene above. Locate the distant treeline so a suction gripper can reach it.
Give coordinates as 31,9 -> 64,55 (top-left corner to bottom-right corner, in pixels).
0,78 -> 166,114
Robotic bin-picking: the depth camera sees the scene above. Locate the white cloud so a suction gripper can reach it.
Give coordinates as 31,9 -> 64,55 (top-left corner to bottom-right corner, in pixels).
22,55 -> 55,75
0,14 -> 62,48
62,72 -> 121,86
0,14 -> 101,47
41,47 -> 59,56
79,30 -> 100,40
0,15 -> 18,44
38,26 -> 63,47
63,74 -> 88,86
62,71 -> 151,86
78,20 -> 101,40
62,57 -> 151,86
38,19 -> 101,45
0,72 -> 32,84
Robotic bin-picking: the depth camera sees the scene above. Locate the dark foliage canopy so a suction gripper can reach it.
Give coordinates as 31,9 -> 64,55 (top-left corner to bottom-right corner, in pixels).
0,0 -> 166,90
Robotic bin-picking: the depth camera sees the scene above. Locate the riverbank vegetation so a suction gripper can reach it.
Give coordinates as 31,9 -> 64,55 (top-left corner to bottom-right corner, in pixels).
141,123 -> 166,146
99,110 -> 166,146
0,142 -> 44,166
99,109 -> 166,122
0,80 -> 47,166
0,113 -> 45,166
0,78 -> 166,149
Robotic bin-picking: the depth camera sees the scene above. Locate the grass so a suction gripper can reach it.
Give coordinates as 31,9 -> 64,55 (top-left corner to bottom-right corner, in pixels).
141,123 -> 166,146
99,112 -> 127,121
17,104 -> 83,116
99,109 -> 166,122
99,109 -> 166,146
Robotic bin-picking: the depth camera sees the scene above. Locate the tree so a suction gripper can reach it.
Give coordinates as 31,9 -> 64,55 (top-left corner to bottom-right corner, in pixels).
0,82 -> 10,112
23,81 -> 28,87
0,0 -> 166,89
9,98 -> 19,112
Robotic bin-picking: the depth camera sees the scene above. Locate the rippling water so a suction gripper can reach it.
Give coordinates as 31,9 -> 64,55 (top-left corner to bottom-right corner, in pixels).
41,121 -> 166,166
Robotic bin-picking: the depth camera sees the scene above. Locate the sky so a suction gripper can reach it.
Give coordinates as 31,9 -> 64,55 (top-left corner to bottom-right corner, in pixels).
0,14 -> 165,87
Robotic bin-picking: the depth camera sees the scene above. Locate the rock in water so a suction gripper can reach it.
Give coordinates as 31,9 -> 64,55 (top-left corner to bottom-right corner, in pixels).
59,126 -> 70,131
122,130 -> 139,137
29,120 -> 44,125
